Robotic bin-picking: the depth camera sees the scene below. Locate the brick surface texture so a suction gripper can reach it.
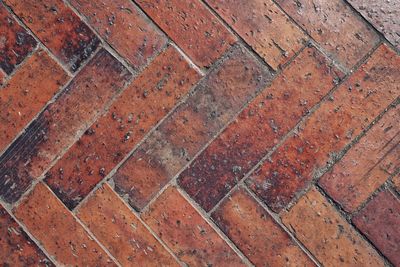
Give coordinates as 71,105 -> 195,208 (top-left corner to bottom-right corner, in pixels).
0,0 -> 399,266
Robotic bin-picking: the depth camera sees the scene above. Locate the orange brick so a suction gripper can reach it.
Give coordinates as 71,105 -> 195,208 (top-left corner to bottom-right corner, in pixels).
320,106 -> 400,212
0,4 -> 36,74
179,46 -> 343,212
70,0 -> 167,69
142,186 -> 245,266
5,0 -> 100,71
45,45 -> 201,209
276,0 -> 379,69
77,183 -> 178,266
0,49 -> 131,203
136,0 -> 236,67
0,50 -> 69,153
206,0 -> 306,69
212,188 -> 315,266
0,204 -> 53,266
13,183 -> 116,266
112,45 -> 273,210
282,187 -> 384,267
247,44 -> 400,212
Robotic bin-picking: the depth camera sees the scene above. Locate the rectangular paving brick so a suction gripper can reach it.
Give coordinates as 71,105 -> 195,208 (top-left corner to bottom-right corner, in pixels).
320,105 -> 400,212
394,173 -> 400,192
44,45 -> 201,209
70,0 -> 167,69
353,190 -> 400,266
135,0 -> 237,67
247,44 -> 400,212
282,187 -> 385,267
276,0 -> 379,69
77,183 -> 178,266
0,4 -> 36,74
112,45 -> 273,210
0,49 -> 131,204
142,186 -> 246,266
0,204 -> 54,266
5,0 -> 100,72
13,182 -> 117,266
212,188 -> 315,266
206,0 -> 306,70
0,49 -> 69,154
179,46 -> 343,212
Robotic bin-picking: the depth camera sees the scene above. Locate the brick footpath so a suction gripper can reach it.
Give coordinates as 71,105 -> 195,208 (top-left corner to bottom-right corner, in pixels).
0,0 -> 399,266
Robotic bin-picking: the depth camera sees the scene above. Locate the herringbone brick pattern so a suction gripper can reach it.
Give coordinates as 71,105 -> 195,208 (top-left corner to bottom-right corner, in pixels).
0,0 -> 398,266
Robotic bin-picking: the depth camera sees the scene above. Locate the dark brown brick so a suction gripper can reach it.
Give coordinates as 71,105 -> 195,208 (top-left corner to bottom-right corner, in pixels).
320,106 -> 399,212
179,46 -> 343,212
0,4 -> 36,74
276,0 -> 379,69
70,0 -> 167,69
0,204 -> 54,266
112,45 -> 273,210
0,49 -> 131,203
5,0 -> 100,72
135,0 -> 237,67
0,49 -> 69,154
206,0 -> 306,69
247,44 -> 400,212
142,186 -> 246,266
212,188 -> 315,266
353,190 -> 400,266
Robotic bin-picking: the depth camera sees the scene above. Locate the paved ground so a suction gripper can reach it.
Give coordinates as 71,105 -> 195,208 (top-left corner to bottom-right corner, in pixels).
0,0 -> 399,266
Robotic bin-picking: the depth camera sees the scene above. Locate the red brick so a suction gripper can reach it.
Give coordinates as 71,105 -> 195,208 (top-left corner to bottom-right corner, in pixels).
179,46 -> 343,211
135,0 -> 236,67
0,49 -> 131,203
394,173 -> 400,192
112,45 -> 273,210
45,45 -> 200,209
0,204 -> 54,266
77,183 -> 178,266
212,188 -> 315,266
353,190 -> 400,266
0,50 -> 69,153
70,0 -> 167,69
142,186 -> 245,266
206,0 -> 306,70
247,44 -> 400,212
319,106 -> 400,212
276,0 -> 379,69
282,187 -> 385,267
0,4 -> 36,74
13,183 -> 116,266
5,0 -> 100,72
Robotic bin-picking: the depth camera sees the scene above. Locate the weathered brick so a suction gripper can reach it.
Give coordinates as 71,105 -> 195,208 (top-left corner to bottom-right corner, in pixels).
70,0 -> 167,69
348,0 -> 400,49
206,0 -> 306,70
77,183 -> 178,266
0,49 -> 131,203
0,5 -> 36,74
13,183 -> 116,266
112,45 -> 273,210
135,0 -> 236,67
45,45 -> 200,209
0,204 -> 54,266
247,44 -> 400,212
142,186 -> 245,266
282,187 -> 385,267
353,190 -> 400,266
179,46 -> 343,211
5,0 -> 100,72
276,0 -> 379,69
212,188 -> 315,266
394,173 -> 400,192
320,106 -> 400,212
0,50 -> 69,153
